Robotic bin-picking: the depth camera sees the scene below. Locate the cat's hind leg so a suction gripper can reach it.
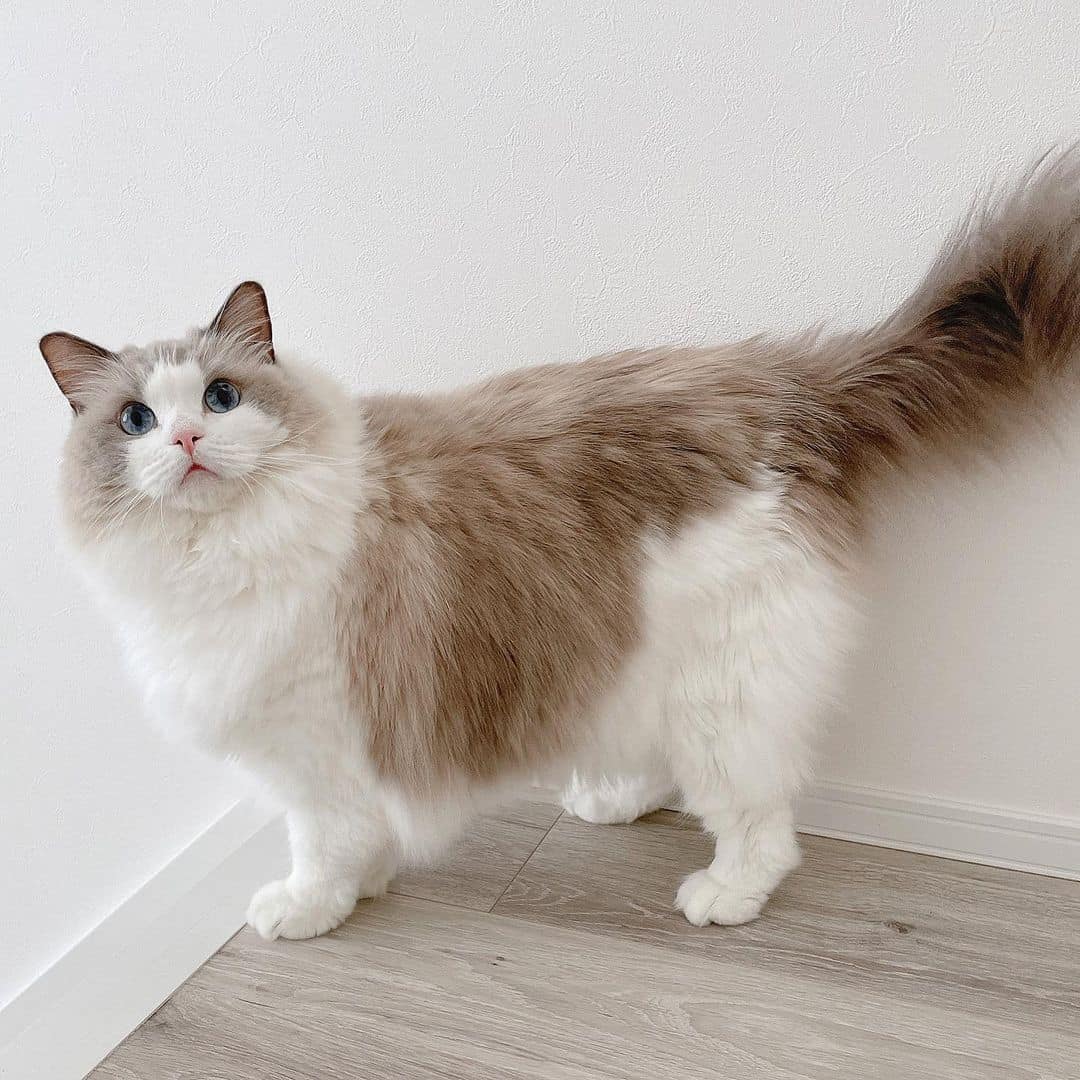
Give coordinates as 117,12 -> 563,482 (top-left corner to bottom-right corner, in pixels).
666,552 -> 852,927
675,797 -> 800,926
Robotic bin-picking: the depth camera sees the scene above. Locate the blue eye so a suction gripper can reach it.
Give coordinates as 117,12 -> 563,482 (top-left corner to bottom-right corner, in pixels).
119,401 -> 156,436
205,379 -> 240,413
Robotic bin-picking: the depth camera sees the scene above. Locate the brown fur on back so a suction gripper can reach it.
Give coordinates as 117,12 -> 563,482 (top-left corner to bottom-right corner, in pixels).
340,351 -> 770,793
338,149 -> 1080,796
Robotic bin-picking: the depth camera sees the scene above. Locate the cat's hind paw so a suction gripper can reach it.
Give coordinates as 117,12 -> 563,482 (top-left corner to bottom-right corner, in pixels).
675,869 -> 766,927
560,771 -> 672,825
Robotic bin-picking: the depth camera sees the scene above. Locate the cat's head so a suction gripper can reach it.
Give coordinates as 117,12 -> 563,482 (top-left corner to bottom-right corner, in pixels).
42,282 -> 337,540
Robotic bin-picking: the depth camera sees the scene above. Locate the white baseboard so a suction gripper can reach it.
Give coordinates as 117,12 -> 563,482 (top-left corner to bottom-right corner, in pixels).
0,800 -> 287,1080
798,780 -> 1080,881
3,785 -> 1077,1080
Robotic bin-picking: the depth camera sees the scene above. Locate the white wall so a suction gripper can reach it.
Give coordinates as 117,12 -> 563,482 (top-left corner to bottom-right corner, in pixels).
821,426 -> 1080,820
3,0 -> 1079,1006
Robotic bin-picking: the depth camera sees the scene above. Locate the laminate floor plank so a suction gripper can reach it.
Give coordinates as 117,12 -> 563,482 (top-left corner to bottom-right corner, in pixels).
92,891 -> 1078,1080
391,813 -> 550,911
90,801 -> 1080,1080
487,786 -> 565,830
386,789 -> 561,911
495,812 -> 1080,1037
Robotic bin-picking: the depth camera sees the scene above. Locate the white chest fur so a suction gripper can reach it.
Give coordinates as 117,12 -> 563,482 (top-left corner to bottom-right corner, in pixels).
83,477 -> 358,757
122,577 -> 337,751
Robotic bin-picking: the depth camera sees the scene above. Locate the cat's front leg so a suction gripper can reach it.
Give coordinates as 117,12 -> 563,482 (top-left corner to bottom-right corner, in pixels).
247,798 -> 397,940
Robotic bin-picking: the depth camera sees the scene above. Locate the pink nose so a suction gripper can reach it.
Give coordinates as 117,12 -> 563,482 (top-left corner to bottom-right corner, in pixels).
173,429 -> 203,459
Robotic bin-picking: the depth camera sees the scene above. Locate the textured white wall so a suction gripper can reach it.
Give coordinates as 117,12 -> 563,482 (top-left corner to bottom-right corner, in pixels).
3,1 -> 1079,1003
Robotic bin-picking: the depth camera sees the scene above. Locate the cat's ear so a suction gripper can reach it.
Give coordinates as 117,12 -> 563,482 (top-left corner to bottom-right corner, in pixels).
209,281 -> 274,363
39,332 -> 116,414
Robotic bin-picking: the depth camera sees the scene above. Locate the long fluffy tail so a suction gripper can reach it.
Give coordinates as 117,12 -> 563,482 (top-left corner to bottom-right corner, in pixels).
814,148 -> 1080,492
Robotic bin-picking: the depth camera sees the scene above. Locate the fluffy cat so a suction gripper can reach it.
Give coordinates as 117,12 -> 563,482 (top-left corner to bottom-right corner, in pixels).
41,152 -> 1080,939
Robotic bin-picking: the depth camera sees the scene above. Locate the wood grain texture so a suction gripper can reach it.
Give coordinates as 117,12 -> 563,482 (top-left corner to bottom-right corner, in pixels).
388,787 -> 561,910
391,814 -> 549,911
497,811 -> 1080,1038
92,796 -> 1080,1080
484,785 -> 566,830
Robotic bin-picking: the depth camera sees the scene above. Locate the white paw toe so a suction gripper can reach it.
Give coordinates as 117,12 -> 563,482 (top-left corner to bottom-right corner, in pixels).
246,879 -> 355,941
675,870 -> 766,927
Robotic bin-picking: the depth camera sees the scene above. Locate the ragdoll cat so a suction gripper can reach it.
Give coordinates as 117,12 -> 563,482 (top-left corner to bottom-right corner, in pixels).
42,152 -> 1080,939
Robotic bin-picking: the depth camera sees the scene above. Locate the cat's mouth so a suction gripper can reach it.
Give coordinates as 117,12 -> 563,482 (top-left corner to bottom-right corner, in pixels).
181,463 -> 217,483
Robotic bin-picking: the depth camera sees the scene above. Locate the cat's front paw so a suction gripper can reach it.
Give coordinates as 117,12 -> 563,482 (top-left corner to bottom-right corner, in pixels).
675,869 -> 766,927
246,879 -> 357,941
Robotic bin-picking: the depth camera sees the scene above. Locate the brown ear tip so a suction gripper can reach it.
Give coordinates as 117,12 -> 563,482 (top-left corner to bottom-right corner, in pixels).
39,332 -> 75,365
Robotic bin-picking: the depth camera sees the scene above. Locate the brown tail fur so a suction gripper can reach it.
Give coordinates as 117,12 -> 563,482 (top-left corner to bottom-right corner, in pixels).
812,147 -> 1080,494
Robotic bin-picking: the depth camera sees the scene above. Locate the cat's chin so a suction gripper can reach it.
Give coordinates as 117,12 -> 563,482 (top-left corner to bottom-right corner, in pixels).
167,471 -> 237,512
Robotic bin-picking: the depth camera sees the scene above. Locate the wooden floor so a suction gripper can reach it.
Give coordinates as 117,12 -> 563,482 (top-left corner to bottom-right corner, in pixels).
93,791 -> 1080,1080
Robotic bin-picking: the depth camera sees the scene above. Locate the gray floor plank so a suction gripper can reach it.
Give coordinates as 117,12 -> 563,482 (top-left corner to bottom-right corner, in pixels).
495,812 -> 1080,1038
387,788 -> 561,910
93,892 -> 1078,1080
391,813 -> 550,911
486,785 -> 565,830
90,798 -> 1080,1080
